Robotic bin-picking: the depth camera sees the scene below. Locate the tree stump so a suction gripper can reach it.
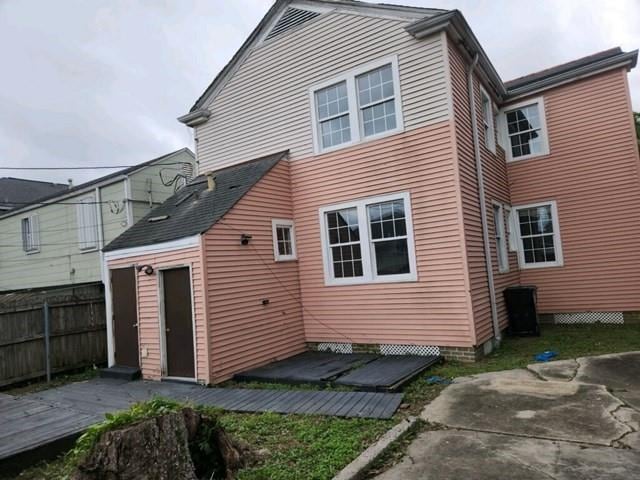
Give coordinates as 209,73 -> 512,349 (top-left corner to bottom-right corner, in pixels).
73,408 -> 249,480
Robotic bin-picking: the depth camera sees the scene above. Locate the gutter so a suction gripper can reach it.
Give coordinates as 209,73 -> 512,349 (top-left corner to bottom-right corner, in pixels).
467,53 -> 502,344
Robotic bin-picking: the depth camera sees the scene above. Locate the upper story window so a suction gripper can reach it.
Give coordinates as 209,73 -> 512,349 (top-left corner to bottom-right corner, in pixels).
21,215 -> 40,254
310,56 -> 403,154
319,192 -> 416,286
513,201 -> 563,269
480,87 -> 496,153
272,219 -> 297,261
77,195 -> 99,251
501,96 -> 550,162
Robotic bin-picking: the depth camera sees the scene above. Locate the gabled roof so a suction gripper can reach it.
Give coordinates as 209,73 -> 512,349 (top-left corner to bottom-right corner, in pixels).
179,0 -> 446,124
504,47 -> 638,99
0,178 -> 68,211
0,148 -> 194,220
103,151 -> 288,252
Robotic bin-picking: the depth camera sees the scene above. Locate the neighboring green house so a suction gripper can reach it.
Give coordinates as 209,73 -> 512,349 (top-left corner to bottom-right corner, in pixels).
0,148 -> 195,292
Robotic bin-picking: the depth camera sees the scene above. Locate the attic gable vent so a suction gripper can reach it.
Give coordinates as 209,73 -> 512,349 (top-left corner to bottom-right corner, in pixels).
264,7 -> 321,41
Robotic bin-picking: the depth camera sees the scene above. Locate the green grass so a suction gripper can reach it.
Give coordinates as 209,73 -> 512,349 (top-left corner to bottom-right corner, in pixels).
12,324 -> 640,480
3,367 -> 98,396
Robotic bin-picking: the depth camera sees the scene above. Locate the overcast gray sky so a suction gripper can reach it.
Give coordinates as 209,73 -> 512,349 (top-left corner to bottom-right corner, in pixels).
1,0 -> 638,185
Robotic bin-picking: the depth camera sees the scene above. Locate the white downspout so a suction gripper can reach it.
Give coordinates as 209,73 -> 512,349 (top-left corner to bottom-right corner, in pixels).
467,53 -> 501,344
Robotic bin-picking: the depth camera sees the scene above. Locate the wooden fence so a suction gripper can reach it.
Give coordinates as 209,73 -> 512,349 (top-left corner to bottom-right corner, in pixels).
0,283 -> 106,387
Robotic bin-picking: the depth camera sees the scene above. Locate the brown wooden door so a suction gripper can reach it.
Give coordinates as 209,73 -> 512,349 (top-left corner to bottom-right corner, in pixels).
111,267 -> 139,368
162,267 -> 195,378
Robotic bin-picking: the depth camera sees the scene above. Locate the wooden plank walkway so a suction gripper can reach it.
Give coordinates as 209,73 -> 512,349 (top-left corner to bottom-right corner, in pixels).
1,379 -> 403,463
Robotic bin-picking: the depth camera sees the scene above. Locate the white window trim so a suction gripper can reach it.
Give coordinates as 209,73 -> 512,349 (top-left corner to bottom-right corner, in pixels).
77,194 -> 99,252
480,86 -> 496,154
309,55 -> 404,155
271,219 -> 297,262
499,96 -> 550,162
22,215 -> 40,254
492,202 -> 509,273
318,191 -> 417,286
505,205 -> 518,252
513,200 -> 564,269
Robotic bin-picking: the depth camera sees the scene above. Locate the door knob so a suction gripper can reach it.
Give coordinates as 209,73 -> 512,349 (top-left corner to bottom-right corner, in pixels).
166,328 -> 171,332
132,323 -> 138,328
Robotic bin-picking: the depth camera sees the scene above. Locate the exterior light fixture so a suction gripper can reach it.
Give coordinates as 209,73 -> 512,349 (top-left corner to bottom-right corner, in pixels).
240,234 -> 252,245
136,264 -> 154,275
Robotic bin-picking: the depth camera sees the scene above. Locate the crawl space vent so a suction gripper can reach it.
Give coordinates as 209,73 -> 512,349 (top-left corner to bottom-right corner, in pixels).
265,7 -> 321,41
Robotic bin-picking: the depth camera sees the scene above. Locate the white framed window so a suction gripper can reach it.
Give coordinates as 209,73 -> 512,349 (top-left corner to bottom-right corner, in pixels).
310,56 -> 404,154
319,192 -> 417,286
480,87 -> 496,153
21,215 -> 40,254
77,195 -> 99,251
513,201 -> 563,269
500,96 -> 550,162
492,203 -> 509,273
271,219 -> 297,261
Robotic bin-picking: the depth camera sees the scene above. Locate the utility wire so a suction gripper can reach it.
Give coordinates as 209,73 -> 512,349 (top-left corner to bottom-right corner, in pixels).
0,218 -> 129,236
217,220 -> 354,344
0,162 -> 190,171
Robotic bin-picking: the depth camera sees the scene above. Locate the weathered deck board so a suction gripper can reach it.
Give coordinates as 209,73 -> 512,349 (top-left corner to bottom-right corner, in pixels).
1,378 -> 403,463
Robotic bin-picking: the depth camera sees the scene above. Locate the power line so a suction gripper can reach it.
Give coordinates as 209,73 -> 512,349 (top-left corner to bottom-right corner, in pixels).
0,218 -> 129,236
0,162 -> 191,171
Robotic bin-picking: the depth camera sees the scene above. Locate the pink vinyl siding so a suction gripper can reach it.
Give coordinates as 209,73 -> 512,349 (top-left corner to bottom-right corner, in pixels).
290,122 -> 475,348
506,68 -> 640,313
203,160 -> 306,383
448,41 -> 520,344
107,246 -> 209,383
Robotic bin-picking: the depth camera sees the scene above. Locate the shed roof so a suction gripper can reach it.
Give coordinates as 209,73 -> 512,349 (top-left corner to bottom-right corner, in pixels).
103,151 -> 288,252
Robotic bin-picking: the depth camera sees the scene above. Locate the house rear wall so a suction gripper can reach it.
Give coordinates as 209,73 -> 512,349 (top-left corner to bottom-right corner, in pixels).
507,69 -> 640,313
203,160 -> 306,383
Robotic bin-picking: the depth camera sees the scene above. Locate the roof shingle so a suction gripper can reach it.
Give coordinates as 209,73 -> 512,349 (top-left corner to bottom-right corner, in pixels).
103,151 -> 288,252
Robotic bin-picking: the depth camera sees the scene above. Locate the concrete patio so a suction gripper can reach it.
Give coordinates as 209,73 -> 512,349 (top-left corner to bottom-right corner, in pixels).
375,352 -> 640,479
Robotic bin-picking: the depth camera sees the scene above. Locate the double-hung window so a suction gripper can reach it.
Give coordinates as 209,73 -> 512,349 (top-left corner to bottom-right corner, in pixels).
492,203 -> 509,273
480,87 -> 496,153
311,56 -> 403,153
513,201 -> 563,269
77,195 -> 99,251
320,192 -> 416,285
21,215 -> 40,253
272,219 -> 297,261
501,96 -> 549,161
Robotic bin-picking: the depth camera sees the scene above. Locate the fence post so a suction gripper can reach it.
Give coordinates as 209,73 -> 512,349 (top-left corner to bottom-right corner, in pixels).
43,301 -> 51,383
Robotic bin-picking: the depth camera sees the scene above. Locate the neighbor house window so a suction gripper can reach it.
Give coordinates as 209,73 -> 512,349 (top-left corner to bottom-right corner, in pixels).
481,88 -> 496,153
310,56 -> 403,153
319,192 -> 416,285
21,215 -> 40,253
514,201 -> 563,268
77,195 -> 99,251
492,203 -> 508,273
502,96 -> 549,161
271,219 -> 297,261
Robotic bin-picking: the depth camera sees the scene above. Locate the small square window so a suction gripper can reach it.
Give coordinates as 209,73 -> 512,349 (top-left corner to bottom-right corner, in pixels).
272,219 -> 297,261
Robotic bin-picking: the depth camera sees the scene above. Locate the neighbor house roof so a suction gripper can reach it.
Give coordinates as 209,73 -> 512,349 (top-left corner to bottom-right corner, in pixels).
0,178 -> 68,211
0,148 -> 194,220
103,150 -> 288,252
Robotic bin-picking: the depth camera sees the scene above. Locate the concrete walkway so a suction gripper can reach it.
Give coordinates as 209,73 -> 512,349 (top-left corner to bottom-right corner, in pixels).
375,352 -> 640,479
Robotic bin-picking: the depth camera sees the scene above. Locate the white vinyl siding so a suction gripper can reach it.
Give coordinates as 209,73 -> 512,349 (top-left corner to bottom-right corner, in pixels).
76,195 -> 99,251
513,201 -> 563,269
271,219 -> 297,261
196,13 -> 450,171
21,215 -> 40,253
319,192 -> 417,286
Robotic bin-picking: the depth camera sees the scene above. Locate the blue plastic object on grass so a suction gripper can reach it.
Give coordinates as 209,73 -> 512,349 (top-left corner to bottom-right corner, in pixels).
426,375 -> 452,385
534,351 -> 558,362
